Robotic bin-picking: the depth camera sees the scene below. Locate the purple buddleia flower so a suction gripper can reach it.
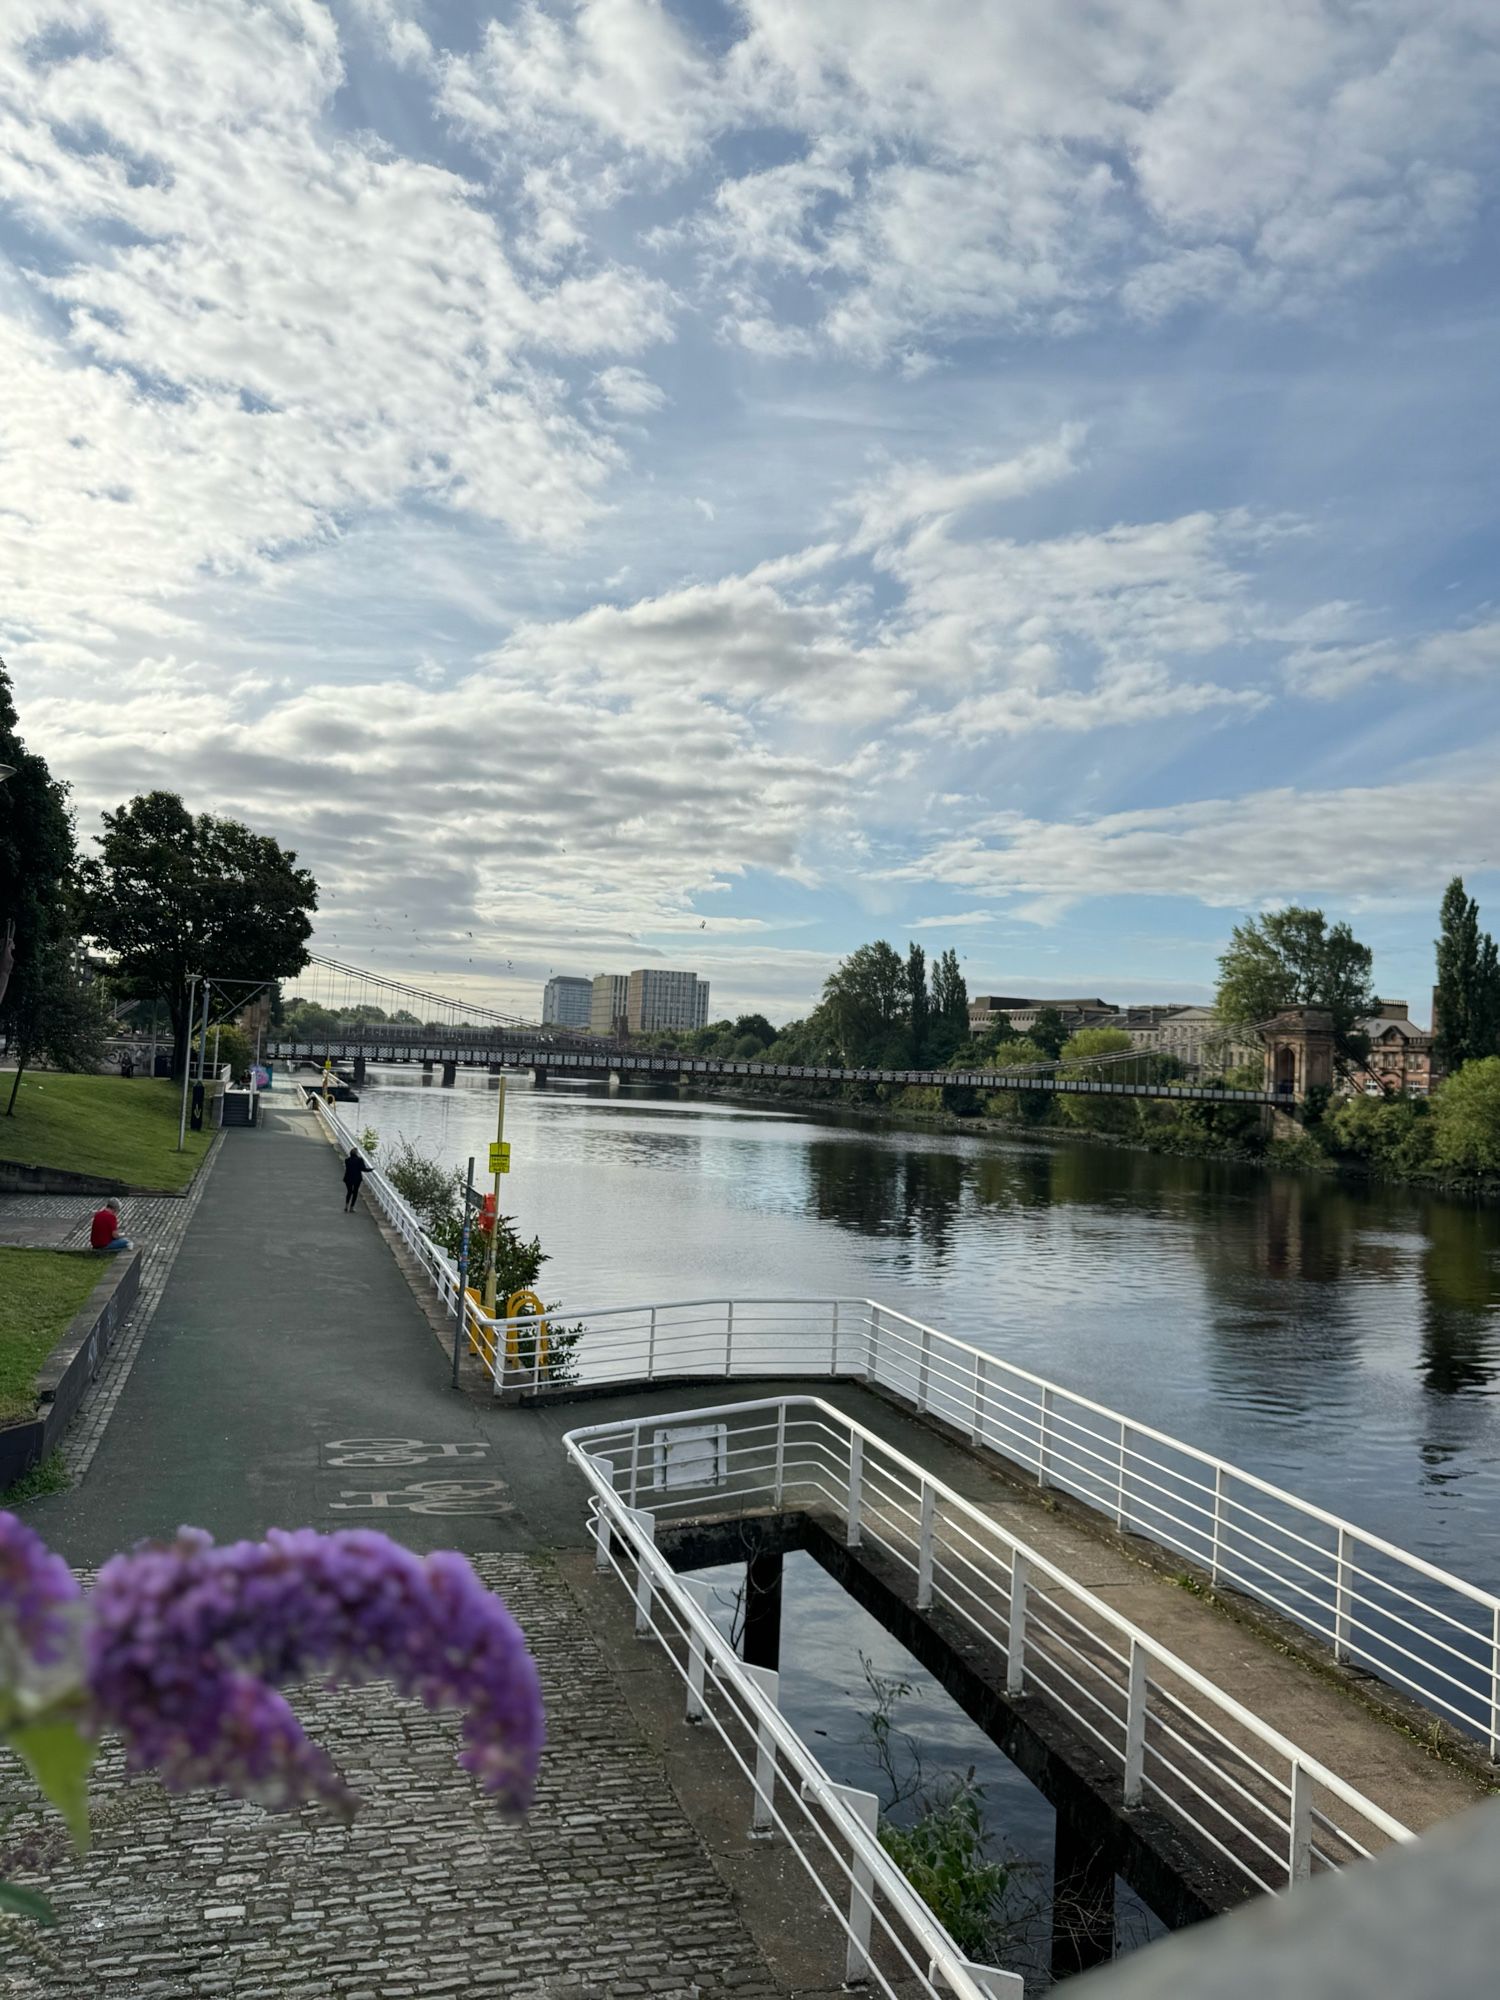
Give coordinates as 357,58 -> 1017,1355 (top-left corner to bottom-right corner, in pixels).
0,1511 -> 83,1690
85,1527 -> 544,1816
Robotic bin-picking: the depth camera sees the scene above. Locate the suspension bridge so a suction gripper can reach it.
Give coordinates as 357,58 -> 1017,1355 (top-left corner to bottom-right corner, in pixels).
267,955 -> 1283,1108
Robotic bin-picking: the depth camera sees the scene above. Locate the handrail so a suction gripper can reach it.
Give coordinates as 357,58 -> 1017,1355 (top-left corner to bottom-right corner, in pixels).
567,1395 -> 1413,1863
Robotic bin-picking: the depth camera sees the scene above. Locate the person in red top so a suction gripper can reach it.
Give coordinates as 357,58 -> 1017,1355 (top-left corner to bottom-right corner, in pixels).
90,1199 -> 133,1254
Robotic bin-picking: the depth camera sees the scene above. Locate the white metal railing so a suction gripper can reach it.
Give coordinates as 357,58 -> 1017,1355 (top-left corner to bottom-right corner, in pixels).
298,1106 -> 1500,1764
566,1414 -> 1025,1998
567,1396 -> 1412,1925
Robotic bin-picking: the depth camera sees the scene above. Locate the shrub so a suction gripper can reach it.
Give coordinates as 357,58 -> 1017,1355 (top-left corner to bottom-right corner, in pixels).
879,1781 -> 1009,1958
1431,1057 -> 1500,1177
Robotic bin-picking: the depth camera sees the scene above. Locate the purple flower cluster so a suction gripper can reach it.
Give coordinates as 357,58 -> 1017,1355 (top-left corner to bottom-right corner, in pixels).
0,1511 -> 83,1675
85,1527 -> 544,1816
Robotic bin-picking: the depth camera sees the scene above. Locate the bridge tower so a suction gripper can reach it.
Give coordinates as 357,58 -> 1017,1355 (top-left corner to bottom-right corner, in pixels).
1257,1007 -> 1336,1107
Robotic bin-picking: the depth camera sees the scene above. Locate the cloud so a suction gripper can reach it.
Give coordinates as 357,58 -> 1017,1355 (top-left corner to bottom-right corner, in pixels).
907,911 -> 994,929
1284,618 -> 1500,699
593,365 -> 669,415
891,751 -> 1500,908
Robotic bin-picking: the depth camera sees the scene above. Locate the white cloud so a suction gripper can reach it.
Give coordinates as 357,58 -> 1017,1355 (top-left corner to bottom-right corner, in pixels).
593,365 -> 669,415
1284,618 -> 1500,699
907,911 -> 994,929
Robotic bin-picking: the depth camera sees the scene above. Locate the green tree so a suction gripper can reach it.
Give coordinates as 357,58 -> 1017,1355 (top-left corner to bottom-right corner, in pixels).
1029,1007 -> 1069,1059
818,940 -> 907,1065
3,935 -> 110,1114
1434,877 -> 1500,1073
0,660 -> 76,1028
1431,1057 -> 1500,1177
732,1013 -> 776,1049
78,792 -> 317,1078
929,949 -> 969,1058
906,942 -> 930,1066
1216,906 -> 1376,1061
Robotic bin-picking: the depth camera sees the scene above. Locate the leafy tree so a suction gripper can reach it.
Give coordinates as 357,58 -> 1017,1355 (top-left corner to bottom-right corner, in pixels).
1431,1057 -> 1500,1177
1434,877 -> 1500,1073
78,792 -> 317,1078
732,1013 -> 775,1049
1029,1008 -> 1069,1059
906,942 -> 930,1066
0,659 -> 76,1026
930,949 -> 969,1047
1215,906 -> 1376,1060
3,935 -> 110,1114
1059,1026 -> 1135,1071
819,940 -> 907,1064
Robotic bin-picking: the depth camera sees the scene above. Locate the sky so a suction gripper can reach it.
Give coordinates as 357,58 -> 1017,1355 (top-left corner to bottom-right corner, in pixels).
3,0 -> 1499,1025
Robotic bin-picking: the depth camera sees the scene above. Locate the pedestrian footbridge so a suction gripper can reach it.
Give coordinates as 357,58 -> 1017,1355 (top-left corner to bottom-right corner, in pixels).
313,1096 -> 1494,1997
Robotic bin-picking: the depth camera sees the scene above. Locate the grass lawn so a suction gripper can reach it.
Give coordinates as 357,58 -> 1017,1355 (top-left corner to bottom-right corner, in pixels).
0,1248 -> 104,1423
0,1071 -> 211,1190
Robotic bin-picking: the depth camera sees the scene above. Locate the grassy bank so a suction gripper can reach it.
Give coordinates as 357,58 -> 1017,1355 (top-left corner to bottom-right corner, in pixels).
0,1071 -> 210,1190
0,1247 -> 103,1422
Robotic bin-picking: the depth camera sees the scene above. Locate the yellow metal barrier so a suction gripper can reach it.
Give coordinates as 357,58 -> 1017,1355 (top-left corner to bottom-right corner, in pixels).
464,1286 -> 497,1370
504,1288 -> 550,1375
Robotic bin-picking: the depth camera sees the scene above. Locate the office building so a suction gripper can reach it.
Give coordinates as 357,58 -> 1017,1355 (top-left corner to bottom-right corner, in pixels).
1113,1004 -> 1258,1076
589,973 -> 630,1037
542,976 -> 592,1031
626,968 -> 710,1034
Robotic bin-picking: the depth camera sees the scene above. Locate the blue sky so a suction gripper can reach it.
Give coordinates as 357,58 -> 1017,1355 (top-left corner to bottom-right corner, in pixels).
3,0 -> 1498,1022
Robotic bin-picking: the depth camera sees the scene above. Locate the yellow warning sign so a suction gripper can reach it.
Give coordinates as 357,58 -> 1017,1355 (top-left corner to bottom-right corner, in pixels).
488,1141 -> 512,1173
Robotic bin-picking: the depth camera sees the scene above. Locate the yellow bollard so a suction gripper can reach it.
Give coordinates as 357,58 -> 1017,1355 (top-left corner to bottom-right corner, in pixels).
504,1288 -> 550,1377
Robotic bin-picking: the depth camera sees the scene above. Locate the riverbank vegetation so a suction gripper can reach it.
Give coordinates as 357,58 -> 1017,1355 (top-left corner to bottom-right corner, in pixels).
0,1248 -> 102,1421
0,1072 -> 211,1189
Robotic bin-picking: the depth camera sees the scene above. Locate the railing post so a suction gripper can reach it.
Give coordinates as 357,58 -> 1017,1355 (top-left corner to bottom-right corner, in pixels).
1116,1419 -> 1129,1530
1334,1527 -> 1352,1663
868,1303 -> 882,1383
628,1425 -> 642,1511
630,1508 -> 656,1637
1006,1550 -> 1028,1695
816,1781 -> 880,1984
917,1483 -> 936,1609
1210,1464 -> 1226,1584
917,1322 -> 932,1412
971,1355 -> 987,1447
1038,1386 -> 1053,1487
774,1403 -> 787,1509
847,1435 -> 863,1548
647,1306 -> 657,1380
682,1578 -> 714,1724
743,1663 -> 779,1836
725,1300 -> 734,1377
1289,1761 -> 1312,1884
591,1455 -> 616,1573
1123,1638 -> 1147,1805
1491,1606 -> 1500,1762
831,1300 -> 840,1376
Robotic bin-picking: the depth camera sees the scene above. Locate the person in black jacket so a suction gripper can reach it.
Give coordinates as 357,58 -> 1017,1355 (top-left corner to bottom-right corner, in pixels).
342,1147 -> 367,1212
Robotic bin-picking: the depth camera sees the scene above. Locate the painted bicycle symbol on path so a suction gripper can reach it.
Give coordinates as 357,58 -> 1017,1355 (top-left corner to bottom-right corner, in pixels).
323,1437 -> 490,1468
328,1479 -> 514,1517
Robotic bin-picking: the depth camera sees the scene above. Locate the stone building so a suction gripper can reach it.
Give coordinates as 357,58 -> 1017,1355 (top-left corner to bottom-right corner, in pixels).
1356,1000 -> 1436,1096
968,994 -> 1116,1036
1115,1004 -> 1259,1077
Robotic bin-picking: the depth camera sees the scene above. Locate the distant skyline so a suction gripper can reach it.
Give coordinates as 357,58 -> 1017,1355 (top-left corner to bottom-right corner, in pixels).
5,1 -> 1498,1023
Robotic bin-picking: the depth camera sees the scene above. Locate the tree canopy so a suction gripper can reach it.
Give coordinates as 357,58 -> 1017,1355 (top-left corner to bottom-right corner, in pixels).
1434,877 -> 1500,1073
0,658 -> 76,1026
1215,906 -> 1375,1059
79,791 -> 317,1077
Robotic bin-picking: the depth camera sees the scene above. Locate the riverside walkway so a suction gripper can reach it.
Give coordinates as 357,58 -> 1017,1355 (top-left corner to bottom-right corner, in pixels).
0,1096 -> 1490,1997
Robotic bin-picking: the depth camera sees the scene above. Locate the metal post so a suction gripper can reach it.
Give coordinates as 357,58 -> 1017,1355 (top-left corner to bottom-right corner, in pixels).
1117,1419 -> 1129,1530
1334,1527 -> 1353,1663
971,1354 -> 987,1447
1038,1385 -> 1053,1487
846,1435 -> 863,1547
1006,1550 -> 1028,1695
773,1402 -> 786,1508
1491,1606 -> 1500,1763
743,1663 -> 779,1835
482,1076 -> 507,1316
451,1155 -> 475,1388
1123,1638 -> 1147,1804
917,1482 -> 936,1609
725,1299 -> 734,1375
820,1781 -> 880,1983
591,1456 -> 616,1573
630,1508 -> 657,1638
176,974 -> 198,1150
868,1303 -> 882,1382
917,1322 -> 932,1412
197,977 -> 211,1083
212,1024 -> 221,1076
1289,1761 -> 1312,1884
628,1425 -> 642,1510
683,1578 -> 714,1723
647,1305 -> 657,1379
1210,1464 -> 1227,1584
831,1299 -> 840,1375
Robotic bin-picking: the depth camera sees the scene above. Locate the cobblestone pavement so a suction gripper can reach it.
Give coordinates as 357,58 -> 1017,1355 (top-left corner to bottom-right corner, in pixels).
0,1142 -> 226,1480
0,1555 -> 785,2000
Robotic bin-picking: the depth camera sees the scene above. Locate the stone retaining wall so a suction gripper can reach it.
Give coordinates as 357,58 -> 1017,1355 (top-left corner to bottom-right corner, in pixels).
0,1249 -> 141,1486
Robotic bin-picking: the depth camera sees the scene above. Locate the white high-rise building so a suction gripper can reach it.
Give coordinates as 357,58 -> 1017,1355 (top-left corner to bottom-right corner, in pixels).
542,976 -> 592,1030
626,968 -> 710,1034
589,972 -> 630,1036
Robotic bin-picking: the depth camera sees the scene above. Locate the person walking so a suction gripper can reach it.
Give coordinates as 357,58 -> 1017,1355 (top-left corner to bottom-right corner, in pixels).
342,1147 -> 367,1213
90,1199 -> 134,1254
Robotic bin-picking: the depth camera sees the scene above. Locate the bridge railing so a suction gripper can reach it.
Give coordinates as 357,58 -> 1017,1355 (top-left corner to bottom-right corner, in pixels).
567,1396 -> 1411,1916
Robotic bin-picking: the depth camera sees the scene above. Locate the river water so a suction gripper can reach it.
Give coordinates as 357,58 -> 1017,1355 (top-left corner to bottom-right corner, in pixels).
350,1070 -> 1500,1970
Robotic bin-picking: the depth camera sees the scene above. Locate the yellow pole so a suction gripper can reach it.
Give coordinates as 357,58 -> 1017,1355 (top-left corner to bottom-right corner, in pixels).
482,1075 -> 506,1315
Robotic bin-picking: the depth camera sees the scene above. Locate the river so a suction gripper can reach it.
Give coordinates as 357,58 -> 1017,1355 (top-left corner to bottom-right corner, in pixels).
349,1069 -> 1500,1972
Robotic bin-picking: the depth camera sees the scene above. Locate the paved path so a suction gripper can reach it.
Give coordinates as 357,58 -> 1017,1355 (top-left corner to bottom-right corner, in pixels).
1,1104 -> 799,2000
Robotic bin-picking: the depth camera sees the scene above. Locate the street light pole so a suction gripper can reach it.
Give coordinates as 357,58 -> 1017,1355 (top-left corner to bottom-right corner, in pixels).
177,974 -> 199,1151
